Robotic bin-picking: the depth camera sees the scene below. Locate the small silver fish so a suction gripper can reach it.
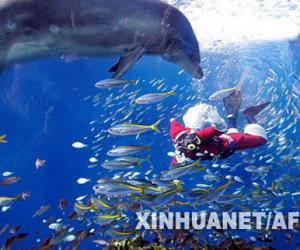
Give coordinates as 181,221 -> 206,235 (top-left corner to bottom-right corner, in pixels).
160,160 -> 205,181
209,85 -> 241,101
114,156 -> 150,164
72,142 -> 87,149
95,79 -> 136,89
94,213 -> 122,225
107,145 -> 150,157
93,180 -> 146,197
101,160 -> 137,170
107,228 -> 137,240
64,234 -> 76,242
203,174 -> 221,183
245,165 -> 272,174
2,171 -> 13,177
108,119 -> 161,136
135,90 -> 175,104
138,181 -> 182,207
209,71 -> 247,101
32,205 -> 51,218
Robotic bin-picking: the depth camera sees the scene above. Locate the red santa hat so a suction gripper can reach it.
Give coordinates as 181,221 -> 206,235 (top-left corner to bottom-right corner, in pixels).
170,119 -> 191,141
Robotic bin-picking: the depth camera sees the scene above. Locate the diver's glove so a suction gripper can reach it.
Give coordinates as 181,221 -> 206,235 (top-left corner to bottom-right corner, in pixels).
167,151 -> 192,164
205,106 -> 227,132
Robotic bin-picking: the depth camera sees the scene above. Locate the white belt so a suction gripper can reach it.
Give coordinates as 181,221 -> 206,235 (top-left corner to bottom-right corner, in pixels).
220,134 -> 233,144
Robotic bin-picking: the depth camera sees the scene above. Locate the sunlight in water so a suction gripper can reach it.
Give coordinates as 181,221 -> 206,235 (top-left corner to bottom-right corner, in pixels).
166,0 -> 300,50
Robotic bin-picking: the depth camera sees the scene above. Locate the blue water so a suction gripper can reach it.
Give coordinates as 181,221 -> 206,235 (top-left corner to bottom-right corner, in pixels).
0,38 -> 300,249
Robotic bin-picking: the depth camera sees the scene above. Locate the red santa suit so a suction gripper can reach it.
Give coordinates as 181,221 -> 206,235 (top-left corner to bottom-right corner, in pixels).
170,119 -> 267,165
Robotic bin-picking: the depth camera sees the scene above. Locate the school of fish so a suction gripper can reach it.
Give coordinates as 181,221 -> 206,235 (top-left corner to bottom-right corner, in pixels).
1,45 -> 300,249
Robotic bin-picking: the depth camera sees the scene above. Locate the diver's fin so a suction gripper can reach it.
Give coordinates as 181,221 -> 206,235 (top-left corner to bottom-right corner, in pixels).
109,47 -> 145,79
220,70 -> 246,120
223,91 -> 242,119
242,102 -> 271,118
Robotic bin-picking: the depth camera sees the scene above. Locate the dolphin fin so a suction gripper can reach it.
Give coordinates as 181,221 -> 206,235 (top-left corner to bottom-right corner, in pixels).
109,62 -> 120,72
109,47 -> 145,79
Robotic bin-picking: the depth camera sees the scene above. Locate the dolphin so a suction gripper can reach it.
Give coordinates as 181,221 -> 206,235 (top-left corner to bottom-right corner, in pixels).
0,0 -> 203,79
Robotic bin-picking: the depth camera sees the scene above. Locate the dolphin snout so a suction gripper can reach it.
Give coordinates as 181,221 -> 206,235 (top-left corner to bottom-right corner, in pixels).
193,64 -> 203,79
178,51 -> 203,79
184,61 -> 203,79
161,51 -> 203,79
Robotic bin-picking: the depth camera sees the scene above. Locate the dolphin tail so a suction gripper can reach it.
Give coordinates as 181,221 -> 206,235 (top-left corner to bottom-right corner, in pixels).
109,47 -> 145,79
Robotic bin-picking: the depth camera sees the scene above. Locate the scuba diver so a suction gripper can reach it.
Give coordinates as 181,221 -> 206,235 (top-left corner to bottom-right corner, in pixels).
168,89 -> 270,165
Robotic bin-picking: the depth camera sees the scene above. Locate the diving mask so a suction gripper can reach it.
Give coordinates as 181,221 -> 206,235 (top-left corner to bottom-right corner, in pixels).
176,132 -> 201,151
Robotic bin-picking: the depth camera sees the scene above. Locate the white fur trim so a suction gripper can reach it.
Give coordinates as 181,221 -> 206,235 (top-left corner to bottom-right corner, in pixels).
227,128 -> 239,134
244,124 -> 267,140
175,131 -> 188,141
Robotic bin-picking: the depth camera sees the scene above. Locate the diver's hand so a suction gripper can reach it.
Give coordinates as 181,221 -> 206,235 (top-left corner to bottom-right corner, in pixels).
205,106 -> 227,132
167,151 -> 187,164
213,119 -> 227,132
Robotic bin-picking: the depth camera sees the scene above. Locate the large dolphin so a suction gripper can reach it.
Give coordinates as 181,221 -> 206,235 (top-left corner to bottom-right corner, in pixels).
0,0 -> 203,79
